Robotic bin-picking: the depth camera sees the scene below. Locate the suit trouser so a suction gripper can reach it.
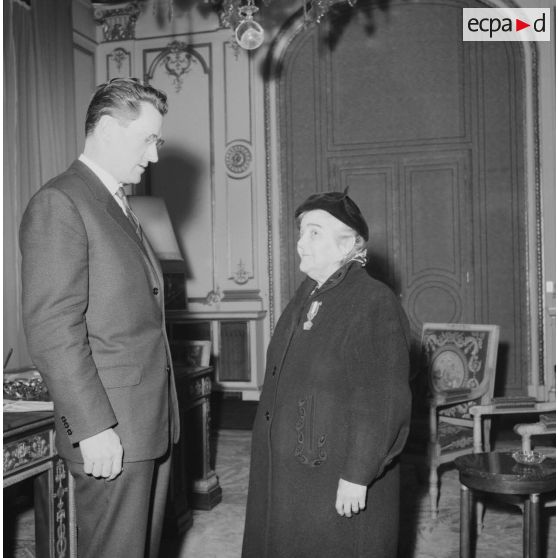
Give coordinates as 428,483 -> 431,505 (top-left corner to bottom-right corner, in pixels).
67,449 -> 172,558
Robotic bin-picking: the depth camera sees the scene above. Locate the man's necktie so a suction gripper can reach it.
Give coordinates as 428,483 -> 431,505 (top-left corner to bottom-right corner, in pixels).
116,187 -> 143,239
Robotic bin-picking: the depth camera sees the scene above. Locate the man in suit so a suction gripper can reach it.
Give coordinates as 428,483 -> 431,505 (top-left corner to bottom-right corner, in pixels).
20,78 -> 179,558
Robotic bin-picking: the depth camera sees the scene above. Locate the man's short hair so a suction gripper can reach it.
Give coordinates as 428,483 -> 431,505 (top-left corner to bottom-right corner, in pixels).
85,78 -> 168,137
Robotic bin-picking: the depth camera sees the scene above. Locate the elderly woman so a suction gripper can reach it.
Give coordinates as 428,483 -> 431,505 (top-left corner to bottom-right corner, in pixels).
242,190 -> 412,558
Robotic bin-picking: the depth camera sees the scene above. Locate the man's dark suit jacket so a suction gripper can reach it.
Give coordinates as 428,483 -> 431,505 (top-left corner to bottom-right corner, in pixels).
20,160 -> 180,463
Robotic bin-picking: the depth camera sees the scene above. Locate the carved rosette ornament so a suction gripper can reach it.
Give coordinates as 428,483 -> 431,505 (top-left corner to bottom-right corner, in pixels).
225,143 -> 252,177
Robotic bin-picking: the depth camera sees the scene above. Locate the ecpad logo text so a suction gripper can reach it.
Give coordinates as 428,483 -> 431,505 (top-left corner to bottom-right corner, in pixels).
463,8 -> 550,42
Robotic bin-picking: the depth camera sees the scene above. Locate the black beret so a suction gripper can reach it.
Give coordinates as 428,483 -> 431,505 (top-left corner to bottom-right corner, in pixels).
295,189 -> 369,241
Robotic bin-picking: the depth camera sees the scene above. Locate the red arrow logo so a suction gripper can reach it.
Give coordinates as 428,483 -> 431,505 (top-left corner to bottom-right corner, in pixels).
516,19 -> 530,31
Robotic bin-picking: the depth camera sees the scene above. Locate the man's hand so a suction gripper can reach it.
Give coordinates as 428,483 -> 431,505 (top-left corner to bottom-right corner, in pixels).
335,478 -> 367,517
79,428 -> 123,480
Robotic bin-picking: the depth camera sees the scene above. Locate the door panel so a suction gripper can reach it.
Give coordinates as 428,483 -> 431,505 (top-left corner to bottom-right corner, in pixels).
401,153 -> 473,330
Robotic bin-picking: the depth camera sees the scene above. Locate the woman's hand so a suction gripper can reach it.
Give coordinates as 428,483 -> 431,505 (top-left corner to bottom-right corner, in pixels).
335,478 -> 367,517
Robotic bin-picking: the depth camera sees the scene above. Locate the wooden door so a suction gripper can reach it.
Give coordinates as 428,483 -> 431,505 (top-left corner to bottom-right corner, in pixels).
276,0 -> 528,395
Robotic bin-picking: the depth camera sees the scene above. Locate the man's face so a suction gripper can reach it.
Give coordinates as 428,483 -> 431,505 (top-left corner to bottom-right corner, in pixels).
109,102 -> 164,184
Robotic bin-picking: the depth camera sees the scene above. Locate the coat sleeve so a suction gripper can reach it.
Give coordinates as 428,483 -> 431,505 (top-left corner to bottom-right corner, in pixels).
20,187 -> 117,446
340,286 -> 412,486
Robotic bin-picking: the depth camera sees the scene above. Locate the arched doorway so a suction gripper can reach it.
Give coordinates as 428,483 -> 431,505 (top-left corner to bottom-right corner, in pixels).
267,0 -> 541,396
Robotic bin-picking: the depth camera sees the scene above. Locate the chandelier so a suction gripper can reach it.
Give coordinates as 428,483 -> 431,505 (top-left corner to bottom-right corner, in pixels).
231,0 -> 264,50
151,0 -> 354,51
221,0 -> 355,50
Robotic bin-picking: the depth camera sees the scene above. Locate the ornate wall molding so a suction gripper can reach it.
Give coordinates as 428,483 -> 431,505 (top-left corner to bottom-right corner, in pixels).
108,47 -> 130,72
54,456 -> 71,556
3,430 -> 50,474
528,44 -> 544,386
144,40 -> 209,93
105,46 -> 132,80
93,2 -> 140,42
230,259 -> 251,284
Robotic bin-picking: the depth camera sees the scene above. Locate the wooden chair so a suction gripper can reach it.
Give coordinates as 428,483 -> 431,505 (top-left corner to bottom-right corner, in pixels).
404,323 -> 500,519
514,413 -> 556,455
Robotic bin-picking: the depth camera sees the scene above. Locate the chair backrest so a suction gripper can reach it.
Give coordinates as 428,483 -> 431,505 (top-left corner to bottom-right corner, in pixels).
421,323 -> 500,406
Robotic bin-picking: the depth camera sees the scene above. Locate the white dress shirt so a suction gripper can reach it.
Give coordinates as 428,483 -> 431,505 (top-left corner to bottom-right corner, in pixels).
78,154 -> 126,214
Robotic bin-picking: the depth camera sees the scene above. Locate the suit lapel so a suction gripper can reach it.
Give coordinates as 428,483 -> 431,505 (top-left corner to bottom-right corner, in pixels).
107,195 -> 164,311
71,161 -> 140,240
106,200 -> 146,250
70,160 -> 160,288
141,234 -> 164,296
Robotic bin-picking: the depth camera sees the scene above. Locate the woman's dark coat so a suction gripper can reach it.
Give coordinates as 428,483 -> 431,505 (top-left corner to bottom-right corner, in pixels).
242,262 -> 412,558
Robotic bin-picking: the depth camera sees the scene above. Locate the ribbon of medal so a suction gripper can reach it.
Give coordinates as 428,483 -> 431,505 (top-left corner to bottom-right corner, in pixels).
303,300 -> 322,330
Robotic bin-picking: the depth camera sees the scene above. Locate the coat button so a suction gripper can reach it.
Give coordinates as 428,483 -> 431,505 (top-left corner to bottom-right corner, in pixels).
265,411 -> 270,421
166,366 -> 170,373
153,287 -> 159,295
271,366 -> 277,376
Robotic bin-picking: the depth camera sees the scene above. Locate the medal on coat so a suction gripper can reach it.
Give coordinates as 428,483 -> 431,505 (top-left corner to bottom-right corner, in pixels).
303,301 -> 322,330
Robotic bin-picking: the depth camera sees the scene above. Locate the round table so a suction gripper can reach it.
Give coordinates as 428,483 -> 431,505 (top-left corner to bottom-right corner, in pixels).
454,452 -> 555,558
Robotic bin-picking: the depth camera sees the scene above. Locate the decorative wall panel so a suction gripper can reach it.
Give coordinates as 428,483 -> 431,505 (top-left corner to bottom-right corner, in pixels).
219,41 -> 258,292
143,40 -> 215,300
224,43 -> 252,143
106,46 -> 132,80
226,174 -> 254,284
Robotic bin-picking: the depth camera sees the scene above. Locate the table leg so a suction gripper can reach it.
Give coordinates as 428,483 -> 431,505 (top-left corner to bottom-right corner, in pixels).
523,498 -> 530,558
528,494 -> 540,558
33,471 -> 51,558
32,457 -> 76,558
460,483 -> 471,558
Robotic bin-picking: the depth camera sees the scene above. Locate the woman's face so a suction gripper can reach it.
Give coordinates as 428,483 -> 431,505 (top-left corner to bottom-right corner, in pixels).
297,210 -> 354,285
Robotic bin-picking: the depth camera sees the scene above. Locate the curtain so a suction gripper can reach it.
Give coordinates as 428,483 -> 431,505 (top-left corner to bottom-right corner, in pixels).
4,0 -> 77,368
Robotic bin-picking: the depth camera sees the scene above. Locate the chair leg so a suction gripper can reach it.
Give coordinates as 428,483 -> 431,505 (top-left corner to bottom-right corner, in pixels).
429,464 -> 438,519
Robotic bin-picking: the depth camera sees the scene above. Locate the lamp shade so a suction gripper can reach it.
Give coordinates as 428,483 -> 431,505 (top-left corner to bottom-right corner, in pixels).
129,196 -> 185,271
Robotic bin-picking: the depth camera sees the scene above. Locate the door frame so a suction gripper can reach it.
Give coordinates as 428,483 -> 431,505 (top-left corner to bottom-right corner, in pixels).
262,0 -> 551,398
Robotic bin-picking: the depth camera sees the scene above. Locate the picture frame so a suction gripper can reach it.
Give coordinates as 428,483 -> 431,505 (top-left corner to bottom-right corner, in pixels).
179,340 -> 211,368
